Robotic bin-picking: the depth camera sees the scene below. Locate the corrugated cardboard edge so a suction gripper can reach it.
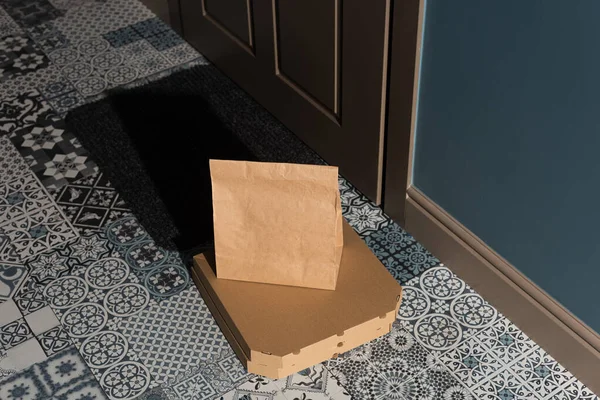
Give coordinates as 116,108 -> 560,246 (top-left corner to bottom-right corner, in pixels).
192,264 -> 292,378
191,265 -> 250,365
192,255 -> 402,378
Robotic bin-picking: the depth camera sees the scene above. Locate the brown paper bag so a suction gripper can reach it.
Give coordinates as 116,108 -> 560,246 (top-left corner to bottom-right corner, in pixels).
210,160 -> 343,290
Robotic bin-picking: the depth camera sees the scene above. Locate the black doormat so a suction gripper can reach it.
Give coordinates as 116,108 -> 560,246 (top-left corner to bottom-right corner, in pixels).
66,64 -> 324,255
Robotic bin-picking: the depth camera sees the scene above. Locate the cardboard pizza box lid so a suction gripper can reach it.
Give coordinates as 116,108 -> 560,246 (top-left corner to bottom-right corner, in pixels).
191,221 -> 402,378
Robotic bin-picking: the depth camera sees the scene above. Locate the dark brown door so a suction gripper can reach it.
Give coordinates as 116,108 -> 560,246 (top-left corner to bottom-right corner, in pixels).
180,0 -> 390,202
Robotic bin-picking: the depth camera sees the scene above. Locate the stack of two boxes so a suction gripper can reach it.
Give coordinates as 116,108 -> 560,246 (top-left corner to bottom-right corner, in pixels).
192,160 -> 402,378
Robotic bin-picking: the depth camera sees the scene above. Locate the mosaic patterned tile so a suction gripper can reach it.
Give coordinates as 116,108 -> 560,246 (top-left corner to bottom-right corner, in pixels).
10,113 -> 97,190
146,29 -> 183,51
0,89 -> 52,134
35,245 -> 154,397
394,361 -> 475,400
51,171 -> 131,233
0,346 -> 103,399
0,34 -> 50,83
364,222 -> 441,284
13,273 -> 48,315
474,315 -> 537,367
25,304 -> 59,334
37,75 -> 76,99
108,216 -> 189,299
327,323 -> 442,400
0,262 -> 28,301
395,266 -> 498,353
0,0 -> 63,28
343,202 -> 389,235
37,324 -> 71,356
102,25 -> 141,48
274,363 -> 348,400
557,378 -> 600,400
0,317 -> 33,350
166,359 -> 260,400
0,135 -> 28,185
160,42 -> 204,65
215,376 -> 287,400
52,0 -> 153,43
46,89 -> 83,113
115,286 -> 230,385
0,202 -> 78,262
472,367 -> 541,400
0,61 -> 65,102
0,0 -> 596,399
439,334 -> 505,388
0,172 -> 53,226
0,6 -> 22,38
25,231 -> 114,285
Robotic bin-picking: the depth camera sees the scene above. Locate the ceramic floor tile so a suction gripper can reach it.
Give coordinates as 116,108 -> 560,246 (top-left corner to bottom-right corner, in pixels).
0,6 -> 22,38
7,336 -> 47,370
328,343 -> 387,400
0,135 -> 29,186
0,89 -> 52,134
213,375 -> 287,400
164,351 -> 249,400
51,170 -> 131,234
138,386 -> 170,400
37,324 -> 71,356
0,172 -> 53,226
0,350 -> 19,380
10,114 -> 98,190
0,298 -> 22,325
0,0 -> 63,28
554,378 -> 600,400
369,326 -> 431,380
343,202 -> 389,235
108,215 -> 189,299
24,305 -> 59,334
115,285 -> 230,386
54,377 -> 108,400
52,0 -> 153,43
474,315 -> 538,367
0,33 -> 50,83
472,367 -> 542,400
438,334 -> 504,388
0,263 -> 28,302
99,361 -> 152,400
0,366 -> 49,400
26,230 -> 114,287
160,43 -> 204,65
385,362 -> 475,400
395,266 -> 498,353
13,273 -> 48,315
511,345 -> 573,399
0,317 -> 33,350
363,223 -> 440,284
0,202 -> 78,261
274,363 -> 348,400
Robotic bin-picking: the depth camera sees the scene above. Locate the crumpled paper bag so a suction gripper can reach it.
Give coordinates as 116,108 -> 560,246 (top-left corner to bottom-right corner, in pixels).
210,160 -> 343,290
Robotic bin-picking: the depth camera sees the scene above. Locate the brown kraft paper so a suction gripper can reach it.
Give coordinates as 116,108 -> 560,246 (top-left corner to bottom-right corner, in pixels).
209,160 -> 343,290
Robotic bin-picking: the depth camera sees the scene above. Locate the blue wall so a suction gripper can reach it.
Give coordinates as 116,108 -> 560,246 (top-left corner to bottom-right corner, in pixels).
413,0 -> 600,332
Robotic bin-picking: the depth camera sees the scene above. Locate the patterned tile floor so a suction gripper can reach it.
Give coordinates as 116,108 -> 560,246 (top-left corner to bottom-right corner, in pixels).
0,1 -> 597,399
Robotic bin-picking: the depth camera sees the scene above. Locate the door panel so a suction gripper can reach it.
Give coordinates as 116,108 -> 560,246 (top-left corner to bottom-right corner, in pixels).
276,0 -> 337,114
181,0 -> 390,202
202,0 -> 254,52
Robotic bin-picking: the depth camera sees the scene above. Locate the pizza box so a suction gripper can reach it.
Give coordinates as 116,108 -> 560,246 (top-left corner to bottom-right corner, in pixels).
191,221 -> 402,378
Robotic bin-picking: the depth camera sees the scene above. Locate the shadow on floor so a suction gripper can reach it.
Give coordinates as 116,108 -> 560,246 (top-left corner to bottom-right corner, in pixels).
67,86 -> 255,255
67,65 -> 323,257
